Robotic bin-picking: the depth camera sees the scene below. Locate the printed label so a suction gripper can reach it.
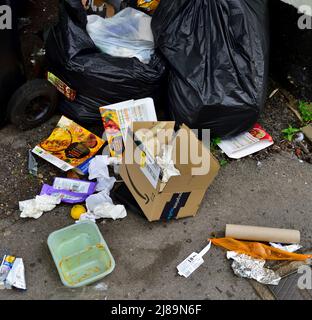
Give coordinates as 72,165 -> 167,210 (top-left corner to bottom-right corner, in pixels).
177,253 -> 204,278
53,178 -> 91,193
47,71 -> 76,101
32,146 -> 74,171
139,147 -> 160,189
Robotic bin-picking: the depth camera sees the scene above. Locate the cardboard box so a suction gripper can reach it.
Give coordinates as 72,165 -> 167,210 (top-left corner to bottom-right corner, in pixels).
120,121 -> 220,222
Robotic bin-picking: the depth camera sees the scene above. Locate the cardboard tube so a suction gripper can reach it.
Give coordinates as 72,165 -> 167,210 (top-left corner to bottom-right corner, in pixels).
225,224 -> 300,244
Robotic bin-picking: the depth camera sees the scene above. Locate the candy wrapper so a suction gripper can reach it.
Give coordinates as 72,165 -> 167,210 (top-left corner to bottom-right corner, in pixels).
40,178 -> 96,204
227,251 -> 281,285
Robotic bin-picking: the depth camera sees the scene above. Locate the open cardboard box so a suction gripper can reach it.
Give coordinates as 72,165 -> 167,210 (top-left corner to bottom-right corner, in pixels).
120,121 -> 220,222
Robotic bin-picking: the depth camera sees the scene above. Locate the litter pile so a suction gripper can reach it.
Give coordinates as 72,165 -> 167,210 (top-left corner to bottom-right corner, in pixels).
4,0 -> 311,292
177,224 -> 311,286
16,92 -> 220,286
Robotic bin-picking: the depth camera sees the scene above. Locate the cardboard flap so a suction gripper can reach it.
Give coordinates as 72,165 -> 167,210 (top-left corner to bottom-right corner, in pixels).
162,124 -> 220,192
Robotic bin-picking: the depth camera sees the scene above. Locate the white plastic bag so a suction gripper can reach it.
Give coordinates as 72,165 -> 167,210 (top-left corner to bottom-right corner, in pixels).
86,7 -> 154,64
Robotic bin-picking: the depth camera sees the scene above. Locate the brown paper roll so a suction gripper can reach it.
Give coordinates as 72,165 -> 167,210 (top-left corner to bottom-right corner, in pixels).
225,224 -> 300,244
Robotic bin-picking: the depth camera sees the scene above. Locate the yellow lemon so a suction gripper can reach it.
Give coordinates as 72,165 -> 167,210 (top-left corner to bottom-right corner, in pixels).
71,205 -> 87,220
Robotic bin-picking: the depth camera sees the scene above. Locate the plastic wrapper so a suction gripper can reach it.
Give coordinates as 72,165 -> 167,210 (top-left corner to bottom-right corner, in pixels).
6,258 -> 26,290
40,178 -> 97,204
28,150 -> 38,176
40,185 -> 89,204
86,8 -> 154,64
0,255 -> 16,289
53,177 -> 96,194
211,238 -> 312,261
227,251 -> 281,285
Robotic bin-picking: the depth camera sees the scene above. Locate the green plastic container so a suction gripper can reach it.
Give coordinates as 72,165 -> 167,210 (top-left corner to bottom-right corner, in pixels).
47,221 -> 115,288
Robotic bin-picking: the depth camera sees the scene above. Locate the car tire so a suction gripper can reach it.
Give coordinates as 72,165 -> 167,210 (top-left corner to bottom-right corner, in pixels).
8,79 -> 58,130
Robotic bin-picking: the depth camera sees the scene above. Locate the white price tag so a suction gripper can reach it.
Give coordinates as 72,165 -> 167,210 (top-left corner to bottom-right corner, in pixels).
177,241 -> 212,278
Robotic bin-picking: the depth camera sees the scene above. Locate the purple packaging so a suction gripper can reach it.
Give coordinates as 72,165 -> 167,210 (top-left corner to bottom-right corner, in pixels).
40,178 -> 96,204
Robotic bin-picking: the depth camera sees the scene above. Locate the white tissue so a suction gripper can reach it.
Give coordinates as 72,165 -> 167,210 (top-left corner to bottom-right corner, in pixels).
19,194 -> 61,219
88,156 -> 117,192
80,157 -> 127,222
80,191 -> 127,221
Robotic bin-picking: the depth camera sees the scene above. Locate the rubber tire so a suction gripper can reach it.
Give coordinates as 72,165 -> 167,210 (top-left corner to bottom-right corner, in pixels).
8,79 -> 58,130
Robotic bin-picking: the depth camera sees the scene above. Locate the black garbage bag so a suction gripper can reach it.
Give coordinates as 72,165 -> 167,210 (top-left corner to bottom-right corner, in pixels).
152,0 -> 269,137
45,0 -> 166,124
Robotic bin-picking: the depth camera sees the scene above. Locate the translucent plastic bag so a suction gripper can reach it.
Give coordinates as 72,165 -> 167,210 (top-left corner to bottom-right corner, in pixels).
211,238 -> 312,261
86,7 -> 154,63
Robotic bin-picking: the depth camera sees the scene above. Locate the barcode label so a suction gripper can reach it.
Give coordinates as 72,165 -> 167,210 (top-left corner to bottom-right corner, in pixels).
177,253 -> 204,278
32,147 -> 73,171
136,138 -> 160,189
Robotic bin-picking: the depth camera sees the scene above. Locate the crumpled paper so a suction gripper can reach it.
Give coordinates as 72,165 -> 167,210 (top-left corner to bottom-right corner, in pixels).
19,194 -> 62,219
88,156 -> 117,192
80,192 -> 127,222
227,251 -> 281,285
156,145 -> 180,184
79,156 -> 127,222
